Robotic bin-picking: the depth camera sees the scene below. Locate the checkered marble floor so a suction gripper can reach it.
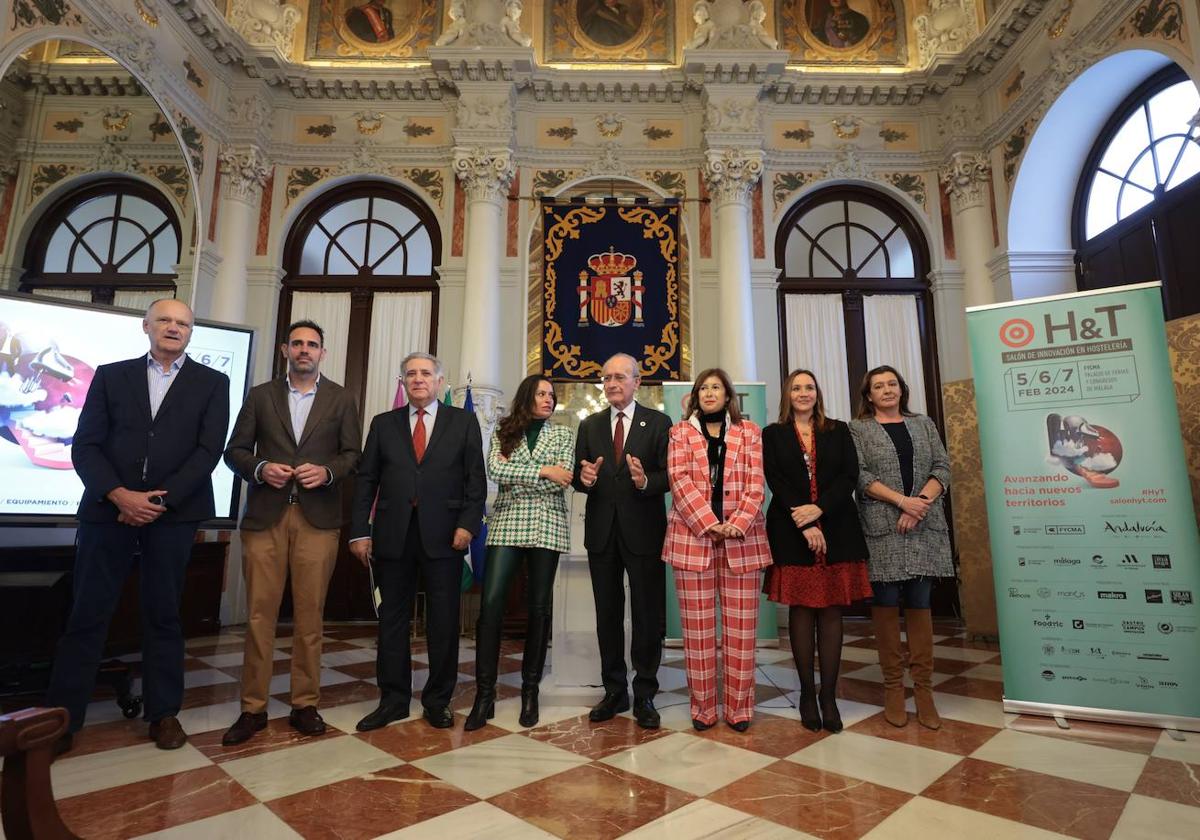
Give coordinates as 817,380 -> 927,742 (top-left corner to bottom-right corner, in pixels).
19,619 -> 1200,839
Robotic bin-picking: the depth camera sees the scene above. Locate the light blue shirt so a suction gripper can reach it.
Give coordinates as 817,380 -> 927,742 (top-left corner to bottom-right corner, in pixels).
287,375 -> 320,442
146,353 -> 184,420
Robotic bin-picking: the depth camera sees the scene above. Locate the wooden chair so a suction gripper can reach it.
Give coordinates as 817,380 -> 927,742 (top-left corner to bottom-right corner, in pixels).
0,707 -> 79,840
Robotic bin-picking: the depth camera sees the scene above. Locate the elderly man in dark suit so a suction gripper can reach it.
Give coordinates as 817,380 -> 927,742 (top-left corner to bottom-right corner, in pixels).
221,320 -> 361,745
573,352 -> 671,729
48,298 -> 229,753
350,352 -> 485,731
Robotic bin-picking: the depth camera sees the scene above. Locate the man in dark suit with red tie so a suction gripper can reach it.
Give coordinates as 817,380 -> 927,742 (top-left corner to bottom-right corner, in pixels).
48,299 -> 229,753
221,320 -> 361,745
349,352 -> 486,730
573,352 -> 671,729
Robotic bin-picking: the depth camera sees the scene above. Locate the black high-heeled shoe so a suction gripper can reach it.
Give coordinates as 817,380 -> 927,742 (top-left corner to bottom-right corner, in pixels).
819,698 -> 843,734
798,693 -> 822,732
463,689 -> 495,731
692,718 -> 715,731
518,684 -> 539,728
726,719 -> 750,732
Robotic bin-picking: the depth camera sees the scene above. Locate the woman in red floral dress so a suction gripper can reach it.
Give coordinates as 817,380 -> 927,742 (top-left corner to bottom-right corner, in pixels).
763,369 -> 871,733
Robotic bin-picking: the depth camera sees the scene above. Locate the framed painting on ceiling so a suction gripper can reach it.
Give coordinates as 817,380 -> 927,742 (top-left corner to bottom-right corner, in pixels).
544,0 -> 674,64
776,0 -> 906,65
306,0 -> 442,60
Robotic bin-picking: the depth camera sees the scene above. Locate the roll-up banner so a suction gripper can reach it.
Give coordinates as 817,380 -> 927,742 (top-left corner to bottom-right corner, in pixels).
967,282 -> 1200,730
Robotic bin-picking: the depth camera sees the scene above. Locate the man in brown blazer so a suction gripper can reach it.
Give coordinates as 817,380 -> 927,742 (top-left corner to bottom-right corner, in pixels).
221,320 -> 361,744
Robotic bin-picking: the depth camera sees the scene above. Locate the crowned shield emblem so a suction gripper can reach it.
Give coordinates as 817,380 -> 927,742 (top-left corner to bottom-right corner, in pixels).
578,247 -> 645,328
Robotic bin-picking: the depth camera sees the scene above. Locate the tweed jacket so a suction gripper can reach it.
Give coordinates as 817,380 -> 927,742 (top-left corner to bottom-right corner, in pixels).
849,414 -> 953,582
663,416 -> 772,574
485,422 -> 576,553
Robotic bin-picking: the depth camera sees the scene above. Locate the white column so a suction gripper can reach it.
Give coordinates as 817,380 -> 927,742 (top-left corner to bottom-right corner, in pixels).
702,148 -> 762,381
452,146 -> 513,419
940,152 -> 996,309
209,146 -> 269,324
928,267 -> 969,381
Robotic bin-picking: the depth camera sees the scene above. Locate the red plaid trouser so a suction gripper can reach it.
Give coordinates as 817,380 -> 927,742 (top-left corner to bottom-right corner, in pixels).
672,547 -> 761,725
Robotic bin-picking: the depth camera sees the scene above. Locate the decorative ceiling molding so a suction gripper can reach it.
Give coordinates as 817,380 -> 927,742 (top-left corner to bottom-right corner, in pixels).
11,69 -> 149,97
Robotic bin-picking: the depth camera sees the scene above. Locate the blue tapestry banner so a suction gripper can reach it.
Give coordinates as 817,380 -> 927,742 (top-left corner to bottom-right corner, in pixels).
541,199 -> 682,382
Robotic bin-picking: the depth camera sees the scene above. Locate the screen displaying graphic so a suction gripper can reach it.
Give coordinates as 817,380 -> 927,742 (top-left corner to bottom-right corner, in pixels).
0,292 -> 254,525
967,283 -> 1200,725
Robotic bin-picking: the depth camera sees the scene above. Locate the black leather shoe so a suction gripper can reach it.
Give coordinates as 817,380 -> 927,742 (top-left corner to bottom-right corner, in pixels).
423,706 -> 455,729
518,684 -> 539,728
148,716 -> 188,750
222,711 -> 268,745
633,698 -> 660,729
289,706 -> 326,736
692,719 -> 714,731
727,719 -> 750,732
588,691 -> 630,723
356,702 -> 410,732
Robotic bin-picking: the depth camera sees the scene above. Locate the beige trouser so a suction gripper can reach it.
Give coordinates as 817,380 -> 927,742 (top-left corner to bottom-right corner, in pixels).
239,505 -> 340,713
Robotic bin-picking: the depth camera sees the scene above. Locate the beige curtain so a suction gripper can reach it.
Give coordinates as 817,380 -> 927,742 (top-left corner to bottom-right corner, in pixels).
863,294 -> 928,415
290,292 -> 353,384
361,291 -> 433,440
783,293 -> 852,422
31,288 -> 92,303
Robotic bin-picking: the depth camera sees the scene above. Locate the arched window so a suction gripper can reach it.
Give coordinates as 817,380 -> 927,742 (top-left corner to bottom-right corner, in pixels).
776,187 -> 940,427
21,177 -> 180,306
1074,66 -> 1200,319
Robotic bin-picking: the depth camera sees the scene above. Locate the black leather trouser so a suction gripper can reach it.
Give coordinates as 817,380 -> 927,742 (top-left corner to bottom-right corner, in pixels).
473,545 -> 559,691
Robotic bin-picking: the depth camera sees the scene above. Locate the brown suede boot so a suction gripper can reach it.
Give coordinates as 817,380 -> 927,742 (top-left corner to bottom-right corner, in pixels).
871,606 -> 908,727
905,608 -> 942,730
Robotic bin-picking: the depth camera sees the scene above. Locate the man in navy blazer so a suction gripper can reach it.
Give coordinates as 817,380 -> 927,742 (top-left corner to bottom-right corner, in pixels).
349,351 -> 485,731
47,299 -> 229,753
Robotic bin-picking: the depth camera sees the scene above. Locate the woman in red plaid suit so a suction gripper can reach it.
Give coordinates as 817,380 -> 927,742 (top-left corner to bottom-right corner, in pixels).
664,368 -> 772,731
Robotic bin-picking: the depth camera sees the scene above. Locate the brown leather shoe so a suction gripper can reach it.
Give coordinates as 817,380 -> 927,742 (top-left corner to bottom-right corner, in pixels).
222,711 -> 268,746
289,705 -> 326,736
148,716 -> 187,750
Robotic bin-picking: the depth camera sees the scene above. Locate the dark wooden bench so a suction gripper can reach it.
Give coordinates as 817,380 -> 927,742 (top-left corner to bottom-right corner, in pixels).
0,707 -> 79,840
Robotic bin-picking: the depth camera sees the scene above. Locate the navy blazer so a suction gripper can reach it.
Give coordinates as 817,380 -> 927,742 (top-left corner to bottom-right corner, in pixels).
72,355 -> 230,523
350,403 -> 486,560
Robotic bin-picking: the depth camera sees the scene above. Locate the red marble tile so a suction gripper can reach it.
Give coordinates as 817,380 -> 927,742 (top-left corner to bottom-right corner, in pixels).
314,680 -> 382,708
180,681 -> 242,709
692,712 -> 829,757
219,658 -> 292,682
58,765 -> 256,840
447,680 -> 518,712
932,636 -> 1001,652
847,711 -> 1000,756
1007,714 -> 1162,755
931,656 -> 980,675
526,712 -> 671,759
754,681 -> 791,705
268,763 -> 477,839
320,626 -> 373,640
457,655 -> 524,676
191,715 -> 334,763
491,762 -> 695,840
68,718 -> 150,758
186,641 -> 249,658
845,637 -> 880,650
835,677 -> 890,706
356,715 -> 508,761
709,759 -> 911,839
255,169 -> 274,256
922,757 -> 1128,840
933,676 -> 1005,701
1133,756 -> 1200,807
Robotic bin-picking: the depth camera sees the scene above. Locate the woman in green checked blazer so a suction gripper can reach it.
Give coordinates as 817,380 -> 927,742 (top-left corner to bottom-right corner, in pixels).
465,375 -> 576,731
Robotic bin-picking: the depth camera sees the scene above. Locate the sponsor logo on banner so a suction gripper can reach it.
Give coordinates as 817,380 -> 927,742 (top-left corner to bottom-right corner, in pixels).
1038,587 -> 1053,599
1054,556 -> 1082,566
1105,520 -> 1168,536
1091,554 -> 1106,567
1041,669 -> 1056,681
1008,587 -> 1031,599
1145,589 -> 1164,604
1072,619 -> 1086,629
1042,643 -> 1056,656
1062,674 -> 1088,681
1122,620 -> 1146,634
1136,676 -> 1154,690
1138,652 -> 1169,661
1152,554 -> 1172,569
1097,590 -> 1127,599
1171,590 -> 1193,605
1120,554 -> 1142,568
1057,589 -> 1086,599
1046,524 -> 1086,535
1034,615 -> 1064,629
1158,622 -> 1174,634
1159,680 -> 1180,688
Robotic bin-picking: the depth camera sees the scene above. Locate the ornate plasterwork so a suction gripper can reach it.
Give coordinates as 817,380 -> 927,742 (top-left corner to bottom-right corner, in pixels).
701,147 -> 763,205
227,92 -> 272,128
338,140 -> 386,175
219,145 -> 270,204
823,145 -> 868,181
685,0 -> 777,50
937,101 -> 983,142
584,142 -> 626,177
704,96 -> 760,135
436,0 -> 533,48
940,151 -> 991,211
914,0 -> 980,66
455,94 -> 515,132
92,136 -> 140,174
228,0 -> 301,55
1040,39 -> 1114,116
452,146 -> 515,203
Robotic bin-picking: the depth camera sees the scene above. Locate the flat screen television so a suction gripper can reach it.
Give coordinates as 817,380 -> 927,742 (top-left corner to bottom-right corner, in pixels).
0,291 -> 255,527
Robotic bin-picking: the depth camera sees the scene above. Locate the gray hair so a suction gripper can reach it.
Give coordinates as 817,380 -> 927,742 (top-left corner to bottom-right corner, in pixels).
143,298 -> 188,319
401,351 -> 444,379
602,352 -> 640,380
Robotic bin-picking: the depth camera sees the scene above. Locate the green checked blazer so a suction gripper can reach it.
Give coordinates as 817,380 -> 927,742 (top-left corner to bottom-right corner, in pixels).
485,422 -> 577,553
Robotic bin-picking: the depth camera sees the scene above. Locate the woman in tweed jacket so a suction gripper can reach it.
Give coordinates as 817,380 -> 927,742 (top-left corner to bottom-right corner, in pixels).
849,365 -> 952,731
464,375 -> 576,731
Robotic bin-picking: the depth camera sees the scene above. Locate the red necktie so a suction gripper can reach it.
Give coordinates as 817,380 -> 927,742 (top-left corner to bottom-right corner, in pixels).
413,408 -> 427,463
613,411 -> 625,460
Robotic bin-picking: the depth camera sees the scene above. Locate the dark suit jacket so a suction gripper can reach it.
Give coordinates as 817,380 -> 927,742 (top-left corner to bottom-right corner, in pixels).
72,355 -> 230,523
762,420 -> 869,566
224,376 -> 362,531
350,403 -> 486,560
571,402 -> 671,556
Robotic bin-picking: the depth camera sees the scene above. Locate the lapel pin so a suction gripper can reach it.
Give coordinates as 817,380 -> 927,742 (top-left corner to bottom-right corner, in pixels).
639,420 -> 646,427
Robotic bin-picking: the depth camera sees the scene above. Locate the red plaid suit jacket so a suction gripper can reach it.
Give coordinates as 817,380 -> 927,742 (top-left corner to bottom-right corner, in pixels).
663,416 -> 771,573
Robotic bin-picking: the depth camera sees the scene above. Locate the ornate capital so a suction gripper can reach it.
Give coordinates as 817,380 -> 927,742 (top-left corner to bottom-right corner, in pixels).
453,146 -> 515,203
702,147 -> 763,205
940,152 -> 991,212
228,0 -> 302,55
219,145 -> 270,205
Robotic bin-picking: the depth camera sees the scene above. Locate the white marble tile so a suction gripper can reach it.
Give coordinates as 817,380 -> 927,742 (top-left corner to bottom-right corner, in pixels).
412,733 -> 590,799
81,697 -> 142,727
375,802 -> 558,839
839,645 -> 885,665
182,668 -> 238,688
661,648 -> 686,664
484,696 -> 591,732
342,636 -> 378,648
220,733 -> 400,800
51,742 -> 212,799
622,799 -> 818,839
175,698 -> 292,735
601,731 -> 776,796
863,797 -> 1073,840
132,804 -> 303,840
916,692 -> 1010,729
319,647 -> 378,667
835,663 -> 952,687
1110,793 -> 1200,840
198,649 -> 287,668
266,668 -> 356,696
753,647 -> 795,666
653,665 -> 691,693
649,692 -> 697,732
929,645 -> 997,663
1152,729 -> 1200,763
971,728 -> 1148,791
787,731 -> 961,794
960,662 -> 1005,682
761,694 -> 881,729
755,663 -> 801,692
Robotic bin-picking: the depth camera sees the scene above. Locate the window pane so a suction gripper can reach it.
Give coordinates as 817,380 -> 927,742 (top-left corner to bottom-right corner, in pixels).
334,222 -> 368,268
1100,109 -> 1151,176
1118,182 -> 1154,220
784,232 -> 810,277
44,226 -> 74,272
1155,136 -> 1187,185
1166,142 -> 1200,191
375,243 -> 407,275
121,196 -> 166,229
885,231 -> 915,277
317,198 -> 369,237
300,229 -> 330,274
1086,171 -> 1122,239
810,246 -> 841,277
373,199 -> 419,234
858,249 -> 888,278
406,227 -> 432,274
1125,149 -> 1158,191
795,201 -> 842,241
112,220 -> 149,272
848,226 -> 881,271
150,228 -> 179,273
1148,81 -> 1200,141
71,245 -> 101,273
325,245 -> 356,275
367,223 -> 399,267
66,195 -> 116,231
846,201 -> 893,233
81,222 -> 114,265
814,229 -> 847,270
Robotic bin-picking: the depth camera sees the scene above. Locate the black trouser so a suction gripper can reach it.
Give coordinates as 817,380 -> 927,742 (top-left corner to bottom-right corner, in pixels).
473,545 -> 559,690
47,520 -> 198,732
374,511 -> 462,710
588,527 -> 665,701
